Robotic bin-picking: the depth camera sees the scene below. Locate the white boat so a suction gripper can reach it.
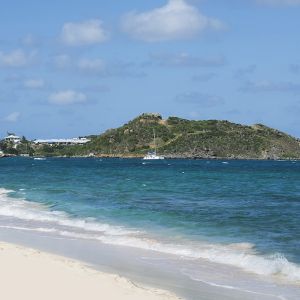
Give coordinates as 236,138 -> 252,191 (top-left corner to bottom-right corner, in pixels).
143,152 -> 165,160
143,130 -> 164,160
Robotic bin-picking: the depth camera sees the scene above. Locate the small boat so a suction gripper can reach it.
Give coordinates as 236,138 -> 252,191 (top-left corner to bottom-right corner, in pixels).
143,130 -> 164,160
143,152 -> 165,160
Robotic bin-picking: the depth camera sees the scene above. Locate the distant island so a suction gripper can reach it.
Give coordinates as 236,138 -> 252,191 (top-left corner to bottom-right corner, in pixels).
1,113 -> 300,160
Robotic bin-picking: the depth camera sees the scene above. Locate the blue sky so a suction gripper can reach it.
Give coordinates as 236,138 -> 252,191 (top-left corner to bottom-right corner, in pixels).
1,0 -> 300,139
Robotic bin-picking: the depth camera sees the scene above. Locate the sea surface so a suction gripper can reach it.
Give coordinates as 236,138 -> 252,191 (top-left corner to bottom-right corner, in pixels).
0,157 -> 300,299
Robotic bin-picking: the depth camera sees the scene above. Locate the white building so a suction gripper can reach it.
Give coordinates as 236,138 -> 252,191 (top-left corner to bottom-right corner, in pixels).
33,137 -> 90,146
4,134 -> 21,145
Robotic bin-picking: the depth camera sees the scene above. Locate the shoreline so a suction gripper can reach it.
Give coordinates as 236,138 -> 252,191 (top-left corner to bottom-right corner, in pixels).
0,241 -> 180,300
1,154 -> 300,161
1,226 -> 299,300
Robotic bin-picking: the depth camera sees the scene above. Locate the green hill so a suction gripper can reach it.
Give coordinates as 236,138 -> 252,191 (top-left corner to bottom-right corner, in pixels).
33,113 -> 300,159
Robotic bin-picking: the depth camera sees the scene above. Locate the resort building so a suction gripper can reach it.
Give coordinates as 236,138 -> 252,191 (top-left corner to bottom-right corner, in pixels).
33,137 -> 90,146
4,134 -> 21,145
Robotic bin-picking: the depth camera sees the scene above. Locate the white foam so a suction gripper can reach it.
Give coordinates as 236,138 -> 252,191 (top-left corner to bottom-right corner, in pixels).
0,188 -> 14,194
1,188 -> 300,285
0,188 -> 138,236
181,269 -> 288,300
43,230 -> 300,284
0,225 -> 57,233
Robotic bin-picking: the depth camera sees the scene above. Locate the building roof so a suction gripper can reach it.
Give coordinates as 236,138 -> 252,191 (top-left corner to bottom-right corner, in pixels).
33,138 -> 90,144
5,135 -> 21,139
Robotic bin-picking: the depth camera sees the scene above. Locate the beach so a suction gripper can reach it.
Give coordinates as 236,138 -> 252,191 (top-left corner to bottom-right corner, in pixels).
0,241 -> 179,300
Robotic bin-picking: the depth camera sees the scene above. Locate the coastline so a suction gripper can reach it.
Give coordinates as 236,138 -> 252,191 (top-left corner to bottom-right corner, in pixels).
1,154 -> 300,160
0,241 -> 180,300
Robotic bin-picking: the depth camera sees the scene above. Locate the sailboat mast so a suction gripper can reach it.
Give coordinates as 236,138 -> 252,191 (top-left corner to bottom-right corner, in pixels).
153,129 -> 157,154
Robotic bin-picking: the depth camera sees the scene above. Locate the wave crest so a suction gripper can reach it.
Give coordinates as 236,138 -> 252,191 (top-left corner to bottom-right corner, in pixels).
0,188 -> 300,284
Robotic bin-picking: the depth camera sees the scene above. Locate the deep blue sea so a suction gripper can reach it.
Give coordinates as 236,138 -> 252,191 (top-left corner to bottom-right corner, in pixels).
0,157 -> 300,286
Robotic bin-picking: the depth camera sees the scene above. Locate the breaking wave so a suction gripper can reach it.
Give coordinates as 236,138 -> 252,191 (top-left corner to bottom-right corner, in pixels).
1,188 -> 300,284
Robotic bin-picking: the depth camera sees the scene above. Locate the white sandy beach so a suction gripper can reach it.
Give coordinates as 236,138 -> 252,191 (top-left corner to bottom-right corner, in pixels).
0,242 -> 180,300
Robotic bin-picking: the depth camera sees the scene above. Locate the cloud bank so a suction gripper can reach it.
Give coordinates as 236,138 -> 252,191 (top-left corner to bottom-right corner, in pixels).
77,58 -> 106,73
257,0 -> 300,5
0,49 -> 35,67
121,0 -> 224,42
4,112 -> 21,122
240,80 -> 300,93
175,91 -> 224,107
23,79 -> 45,89
49,90 -> 87,105
61,19 -> 108,46
149,52 -> 225,67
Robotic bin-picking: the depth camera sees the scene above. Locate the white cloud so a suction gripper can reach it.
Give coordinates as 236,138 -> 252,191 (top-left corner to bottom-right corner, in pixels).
150,52 -> 225,67
234,64 -> 257,78
61,19 -> 108,46
240,80 -> 300,93
0,49 -> 35,67
192,73 -> 217,82
53,54 -> 71,68
257,0 -> 300,5
53,53 -> 144,78
77,58 -> 106,73
121,0 -> 224,42
290,64 -> 300,74
175,91 -> 224,107
22,34 -> 39,46
24,79 -> 45,89
49,90 -> 87,105
4,112 -> 21,122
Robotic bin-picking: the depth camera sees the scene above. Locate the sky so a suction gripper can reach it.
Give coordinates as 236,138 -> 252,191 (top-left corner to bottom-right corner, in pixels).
1,0 -> 300,139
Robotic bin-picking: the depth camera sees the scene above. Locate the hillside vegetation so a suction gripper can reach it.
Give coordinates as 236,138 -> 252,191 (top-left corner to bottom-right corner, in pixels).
32,113 -> 300,159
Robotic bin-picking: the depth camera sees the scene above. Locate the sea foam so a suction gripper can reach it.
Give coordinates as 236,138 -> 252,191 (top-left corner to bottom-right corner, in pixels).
1,188 -> 300,285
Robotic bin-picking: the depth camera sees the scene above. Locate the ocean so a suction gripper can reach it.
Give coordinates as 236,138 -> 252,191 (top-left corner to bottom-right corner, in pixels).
0,157 -> 299,299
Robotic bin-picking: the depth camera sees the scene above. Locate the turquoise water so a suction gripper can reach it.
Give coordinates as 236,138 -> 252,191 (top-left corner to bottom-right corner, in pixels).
0,157 -> 300,284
